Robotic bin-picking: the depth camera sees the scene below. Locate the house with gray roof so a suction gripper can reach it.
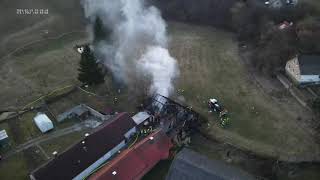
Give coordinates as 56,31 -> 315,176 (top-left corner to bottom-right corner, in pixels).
285,54 -> 320,86
166,148 -> 254,180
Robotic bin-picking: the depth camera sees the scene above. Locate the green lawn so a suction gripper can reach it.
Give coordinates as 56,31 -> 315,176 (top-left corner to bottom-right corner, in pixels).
40,130 -> 89,157
3,112 -> 41,145
18,112 -> 42,141
12,32 -> 85,57
0,33 -> 86,110
0,153 -> 29,180
0,146 -> 46,180
168,22 -> 320,161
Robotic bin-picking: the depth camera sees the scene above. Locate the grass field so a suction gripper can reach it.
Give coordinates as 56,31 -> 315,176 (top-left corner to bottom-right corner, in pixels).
0,33 -> 87,110
0,14 -> 320,179
40,130 -> 89,157
0,0 -> 85,57
0,146 -> 46,180
168,22 -> 320,161
7,112 -> 41,145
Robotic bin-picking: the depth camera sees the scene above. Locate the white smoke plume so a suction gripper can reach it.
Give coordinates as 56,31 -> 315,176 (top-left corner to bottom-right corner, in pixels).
81,0 -> 179,97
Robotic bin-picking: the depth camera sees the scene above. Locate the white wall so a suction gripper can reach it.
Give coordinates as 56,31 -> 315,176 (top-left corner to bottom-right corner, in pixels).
300,75 -> 320,84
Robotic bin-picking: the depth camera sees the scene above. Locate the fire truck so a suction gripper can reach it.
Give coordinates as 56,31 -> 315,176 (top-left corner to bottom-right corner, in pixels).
208,98 -> 230,128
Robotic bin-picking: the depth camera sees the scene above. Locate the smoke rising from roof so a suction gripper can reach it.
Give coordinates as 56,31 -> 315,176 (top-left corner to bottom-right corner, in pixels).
81,0 -> 179,97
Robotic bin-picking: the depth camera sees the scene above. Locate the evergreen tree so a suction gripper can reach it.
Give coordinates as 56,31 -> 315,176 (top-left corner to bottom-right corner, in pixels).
93,17 -> 110,42
78,45 -> 105,85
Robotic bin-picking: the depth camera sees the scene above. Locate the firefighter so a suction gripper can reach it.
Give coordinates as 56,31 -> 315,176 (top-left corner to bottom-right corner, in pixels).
114,97 -> 118,104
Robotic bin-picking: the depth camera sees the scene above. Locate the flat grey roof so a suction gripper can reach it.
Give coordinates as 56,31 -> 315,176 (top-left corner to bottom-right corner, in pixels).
299,54 -> 320,75
166,148 -> 255,180
132,111 -> 150,125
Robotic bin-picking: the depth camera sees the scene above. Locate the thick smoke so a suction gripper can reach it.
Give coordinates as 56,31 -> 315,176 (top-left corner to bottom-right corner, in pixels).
81,0 -> 179,97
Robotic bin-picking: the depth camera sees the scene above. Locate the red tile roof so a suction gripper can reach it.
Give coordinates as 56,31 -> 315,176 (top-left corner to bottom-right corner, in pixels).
32,112 -> 136,180
89,129 -> 173,180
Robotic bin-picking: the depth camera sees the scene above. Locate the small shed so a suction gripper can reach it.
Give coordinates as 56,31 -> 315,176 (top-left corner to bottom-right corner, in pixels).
0,130 -> 9,146
166,148 -> 255,180
132,112 -> 150,126
34,113 -> 54,133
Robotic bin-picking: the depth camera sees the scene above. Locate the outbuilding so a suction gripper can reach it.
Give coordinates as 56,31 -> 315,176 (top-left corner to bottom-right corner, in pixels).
33,113 -> 54,133
132,111 -> 151,126
166,148 -> 254,180
285,54 -> 320,86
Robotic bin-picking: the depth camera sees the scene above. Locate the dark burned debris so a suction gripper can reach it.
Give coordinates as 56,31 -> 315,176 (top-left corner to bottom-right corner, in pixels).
142,94 -> 201,145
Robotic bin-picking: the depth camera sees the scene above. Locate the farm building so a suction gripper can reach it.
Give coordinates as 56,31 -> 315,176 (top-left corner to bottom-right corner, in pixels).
89,129 -> 173,180
33,113 -> 54,133
285,54 -> 320,86
166,148 -> 254,180
57,104 -> 111,122
30,112 -> 137,180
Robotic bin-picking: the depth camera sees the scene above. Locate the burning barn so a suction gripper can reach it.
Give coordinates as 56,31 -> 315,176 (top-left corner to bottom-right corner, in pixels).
143,94 -> 200,139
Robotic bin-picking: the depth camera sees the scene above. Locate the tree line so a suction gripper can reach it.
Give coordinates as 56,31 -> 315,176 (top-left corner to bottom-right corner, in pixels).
231,1 -> 320,74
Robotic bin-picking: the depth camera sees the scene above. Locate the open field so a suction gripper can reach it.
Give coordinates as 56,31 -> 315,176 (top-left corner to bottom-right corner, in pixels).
0,33 -> 87,110
40,130 -> 89,158
0,146 -> 47,180
168,22 -> 320,161
0,0 -> 86,110
0,2 -> 320,177
0,0 -> 85,58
